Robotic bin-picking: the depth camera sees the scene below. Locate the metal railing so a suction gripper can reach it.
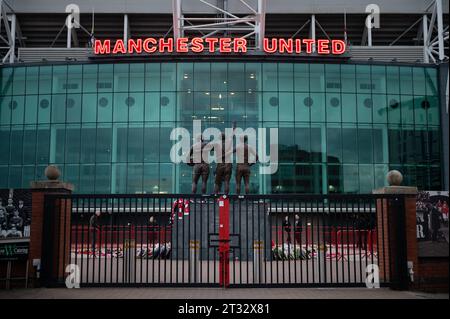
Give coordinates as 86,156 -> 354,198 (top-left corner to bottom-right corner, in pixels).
41,193 -> 404,287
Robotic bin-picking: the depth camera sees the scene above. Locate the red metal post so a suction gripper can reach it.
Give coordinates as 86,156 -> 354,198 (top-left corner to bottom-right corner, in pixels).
218,195 -> 230,287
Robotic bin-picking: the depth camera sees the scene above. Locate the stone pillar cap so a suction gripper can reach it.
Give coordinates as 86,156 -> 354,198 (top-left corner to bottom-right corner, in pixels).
372,186 -> 418,195
30,180 -> 74,191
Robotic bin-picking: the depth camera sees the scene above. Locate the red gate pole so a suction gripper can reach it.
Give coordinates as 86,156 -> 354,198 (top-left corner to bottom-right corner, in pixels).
218,195 -> 230,288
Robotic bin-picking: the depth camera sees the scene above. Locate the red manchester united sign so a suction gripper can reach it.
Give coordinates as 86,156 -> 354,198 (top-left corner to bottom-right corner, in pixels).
93,37 -> 347,55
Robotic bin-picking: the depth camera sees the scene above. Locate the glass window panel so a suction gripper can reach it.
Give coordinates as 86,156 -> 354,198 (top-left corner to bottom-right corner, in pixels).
67,65 -> 82,94
425,67 -> 438,96
8,166 -> 21,189
295,164 -> 323,193
310,124 -> 323,163
113,163 -> 127,193
52,65 -> 67,94
399,67 -> 413,95
371,66 -> 386,94
294,125 -> 310,162
430,166 -> 442,190
159,163 -> 174,193
227,63 -> 245,92
245,63 -> 261,92
12,67 -> 26,95
115,124 -> 128,163
23,126 -> 36,164
414,127 -> 428,165
24,95 -> 38,124
310,64 -> 324,92
358,126 -> 373,164
327,126 -> 342,164
9,128 -> 23,165
387,94 -> 401,124
96,125 -> 112,163
128,93 -> 144,122
262,63 -> 277,91
372,94 -> 387,123
129,63 -> 145,92
341,93 -> 356,123
412,67 -> 426,95
160,125 -> 175,163
36,126 -> 50,164
356,65 -> 371,94
64,125 -> 80,164
341,65 -> 356,93
294,92 -> 310,122
211,63 -> 227,91
294,64 -> 309,92
82,64 -> 98,93
388,126 -> 402,164
0,166 -> 7,187
51,94 -> 66,123
25,67 -> 39,95
97,64 -> 114,93
95,164 -> 111,193
357,94 -> 372,123
161,63 -> 176,91
428,128 -> 440,165
37,95 -> 51,124
386,66 -> 400,94
1,68 -> 13,96
342,125 -> 358,163
10,95 -> 24,124
278,127 -> 295,163
177,63 -> 193,92
400,95 -> 414,124
22,166 -> 35,188
326,93 -> 341,122
0,96 -> 11,125
113,92 -> 129,122
38,66 -> 52,94
310,93 -> 325,122
211,92 -> 228,122
160,92 -> 176,121
194,63 -> 210,91
342,165 -> 359,194
278,63 -> 293,92
327,164 -> 342,193
114,64 -> 129,92
82,93 -> 97,122
143,124 -> 159,162
373,125 -> 388,163
427,95 -> 439,126
97,93 -> 113,122
414,96 -> 427,125
54,125 -> 65,163
80,125 -> 96,164
145,63 -> 161,92
127,164 -> 143,193
325,64 -> 340,93
80,165 -> 95,194
244,91 -> 258,121
279,92 -> 294,121
143,163 -> 159,193
66,93 -> 81,123
359,164 -> 374,193
144,92 -> 160,122
374,164 -> 389,189
128,125 -> 144,163
262,92 -> 278,121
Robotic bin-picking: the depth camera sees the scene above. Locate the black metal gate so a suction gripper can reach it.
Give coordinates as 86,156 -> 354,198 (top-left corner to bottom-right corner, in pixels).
41,193 -> 404,287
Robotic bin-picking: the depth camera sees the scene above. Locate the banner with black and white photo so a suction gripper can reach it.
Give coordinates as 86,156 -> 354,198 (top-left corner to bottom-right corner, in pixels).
416,191 -> 449,257
0,189 -> 31,260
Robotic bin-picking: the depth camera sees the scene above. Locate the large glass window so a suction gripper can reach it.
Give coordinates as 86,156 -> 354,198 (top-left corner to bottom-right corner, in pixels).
0,62 -> 442,193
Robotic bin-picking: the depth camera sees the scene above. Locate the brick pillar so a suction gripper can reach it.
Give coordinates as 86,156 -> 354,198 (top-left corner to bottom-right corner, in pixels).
373,186 -> 418,290
29,180 -> 73,287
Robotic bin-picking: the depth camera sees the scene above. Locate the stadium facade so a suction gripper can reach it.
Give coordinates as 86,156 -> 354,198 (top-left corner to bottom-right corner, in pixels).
0,0 -> 448,195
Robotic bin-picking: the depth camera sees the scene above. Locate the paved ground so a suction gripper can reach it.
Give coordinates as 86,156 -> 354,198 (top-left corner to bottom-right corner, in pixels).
0,288 -> 448,299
